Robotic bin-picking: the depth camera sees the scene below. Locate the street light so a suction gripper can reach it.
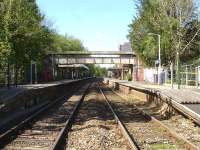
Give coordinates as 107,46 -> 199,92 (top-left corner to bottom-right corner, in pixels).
30,61 -> 37,84
148,33 -> 161,85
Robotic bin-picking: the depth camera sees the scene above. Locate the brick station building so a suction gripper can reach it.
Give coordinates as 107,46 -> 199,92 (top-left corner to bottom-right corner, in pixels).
119,42 -> 144,81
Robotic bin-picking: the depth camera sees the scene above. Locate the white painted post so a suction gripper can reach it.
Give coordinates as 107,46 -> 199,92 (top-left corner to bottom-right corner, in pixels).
198,67 -> 200,87
35,63 -> 37,84
121,67 -> 124,80
30,61 -> 32,84
171,63 -> 173,89
158,34 -> 161,85
195,67 -> 198,87
164,69 -> 168,84
186,66 -> 188,86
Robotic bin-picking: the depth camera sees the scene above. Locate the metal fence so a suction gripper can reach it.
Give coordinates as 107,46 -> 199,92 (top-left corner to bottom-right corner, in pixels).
166,63 -> 200,88
0,66 -> 24,88
180,65 -> 199,86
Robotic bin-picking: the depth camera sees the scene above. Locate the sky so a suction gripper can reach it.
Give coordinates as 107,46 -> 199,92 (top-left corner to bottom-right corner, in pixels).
36,0 -> 136,51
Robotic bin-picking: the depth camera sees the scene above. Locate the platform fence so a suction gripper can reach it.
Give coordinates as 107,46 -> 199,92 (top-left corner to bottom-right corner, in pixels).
166,63 -> 200,88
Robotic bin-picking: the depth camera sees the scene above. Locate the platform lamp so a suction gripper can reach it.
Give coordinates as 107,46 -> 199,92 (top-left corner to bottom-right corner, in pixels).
148,33 -> 161,85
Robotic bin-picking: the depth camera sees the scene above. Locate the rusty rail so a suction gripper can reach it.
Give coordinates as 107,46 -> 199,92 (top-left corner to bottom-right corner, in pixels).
51,84 -> 91,150
99,86 -> 140,150
111,88 -> 198,150
0,94 -> 65,148
0,80 -> 90,149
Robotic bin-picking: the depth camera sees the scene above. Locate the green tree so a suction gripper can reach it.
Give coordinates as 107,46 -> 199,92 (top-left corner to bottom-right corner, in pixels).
7,0 -> 51,83
87,65 -> 107,77
51,33 -> 85,52
0,0 -> 85,84
182,20 -> 200,62
129,0 -> 199,67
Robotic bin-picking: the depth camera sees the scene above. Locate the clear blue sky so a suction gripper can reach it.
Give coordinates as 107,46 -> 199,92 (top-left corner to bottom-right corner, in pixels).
36,0 -> 136,51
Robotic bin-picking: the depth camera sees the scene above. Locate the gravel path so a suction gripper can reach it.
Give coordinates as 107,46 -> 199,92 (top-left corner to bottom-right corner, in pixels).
67,85 -> 130,150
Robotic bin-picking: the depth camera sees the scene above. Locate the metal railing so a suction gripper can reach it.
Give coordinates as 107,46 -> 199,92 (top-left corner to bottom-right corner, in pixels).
166,64 -> 200,88
180,65 -> 199,87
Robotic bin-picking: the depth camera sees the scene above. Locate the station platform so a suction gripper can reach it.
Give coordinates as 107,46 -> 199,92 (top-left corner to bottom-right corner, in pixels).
105,78 -> 200,104
0,78 -> 91,135
105,78 -> 200,124
0,79 -> 78,103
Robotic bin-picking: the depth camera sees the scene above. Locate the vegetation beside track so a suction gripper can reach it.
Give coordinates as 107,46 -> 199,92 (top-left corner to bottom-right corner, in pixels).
0,0 -> 85,85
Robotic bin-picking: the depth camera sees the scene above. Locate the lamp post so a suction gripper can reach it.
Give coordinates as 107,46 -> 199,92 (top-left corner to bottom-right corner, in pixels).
148,33 -> 161,85
30,61 -> 37,84
52,54 -> 55,80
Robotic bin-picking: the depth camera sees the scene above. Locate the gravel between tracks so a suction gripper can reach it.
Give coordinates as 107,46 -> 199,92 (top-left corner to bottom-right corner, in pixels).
114,88 -> 200,149
102,87 -> 190,150
67,85 -> 130,150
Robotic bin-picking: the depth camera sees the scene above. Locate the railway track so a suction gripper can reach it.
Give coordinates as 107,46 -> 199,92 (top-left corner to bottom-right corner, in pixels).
61,82 -> 199,149
1,81 -> 198,149
66,83 -> 135,149
112,87 -> 200,149
100,85 -> 199,150
0,83 -> 90,150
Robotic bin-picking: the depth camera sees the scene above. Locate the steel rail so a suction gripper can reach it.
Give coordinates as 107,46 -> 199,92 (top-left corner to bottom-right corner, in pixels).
99,86 -> 140,150
0,83 -> 83,149
51,83 -> 91,150
106,79 -> 200,126
0,94 -> 67,148
110,87 -> 199,150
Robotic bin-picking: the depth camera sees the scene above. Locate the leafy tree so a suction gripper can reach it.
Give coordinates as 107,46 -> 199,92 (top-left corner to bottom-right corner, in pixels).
51,33 -> 85,52
7,0 -> 53,83
129,0 -> 199,67
0,0 -> 12,69
0,0 -> 86,84
182,20 -> 200,62
87,65 -> 107,77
